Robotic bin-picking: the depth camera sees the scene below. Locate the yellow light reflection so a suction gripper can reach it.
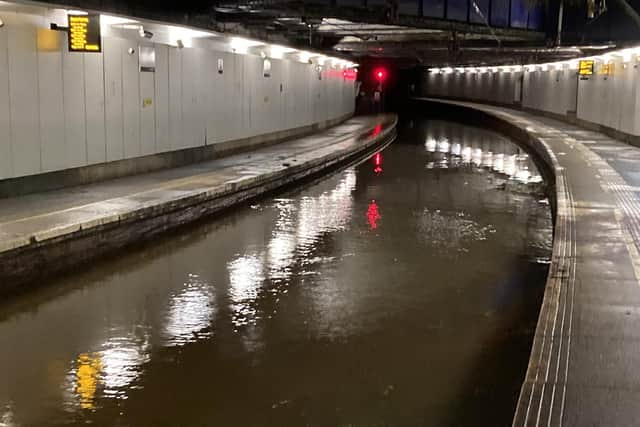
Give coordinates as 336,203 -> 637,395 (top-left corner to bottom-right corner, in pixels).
76,353 -> 102,410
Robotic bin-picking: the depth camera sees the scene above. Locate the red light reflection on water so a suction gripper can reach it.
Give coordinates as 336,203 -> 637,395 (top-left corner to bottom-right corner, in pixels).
367,200 -> 381,230
373,152 -> 383,174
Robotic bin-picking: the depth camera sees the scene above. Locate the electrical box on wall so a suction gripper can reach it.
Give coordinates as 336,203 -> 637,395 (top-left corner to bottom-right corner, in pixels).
139,46 -> 156,72
263,59 -> 271,77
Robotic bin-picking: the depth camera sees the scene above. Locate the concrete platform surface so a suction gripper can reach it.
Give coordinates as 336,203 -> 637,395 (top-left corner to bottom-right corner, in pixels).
425,99 -> 640,427
0,114 -> 396,293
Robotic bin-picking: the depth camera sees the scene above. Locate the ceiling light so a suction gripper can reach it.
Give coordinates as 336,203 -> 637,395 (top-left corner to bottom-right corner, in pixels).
270,44 -> 295,59
230,37 -> 264,54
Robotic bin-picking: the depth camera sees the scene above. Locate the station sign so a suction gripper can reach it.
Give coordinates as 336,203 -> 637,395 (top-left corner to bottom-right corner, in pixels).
68,14 -> 101,53
578,59 -> 594,76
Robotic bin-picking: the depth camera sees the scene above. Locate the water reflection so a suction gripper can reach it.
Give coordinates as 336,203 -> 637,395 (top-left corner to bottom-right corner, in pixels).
164,274 -> 215,346
295,170 -> 356,254
424,122 -> 542,184
228,255 -> 265,328
367,200 -> 381,230
66,331 -> 150,410
1,402 -> 15,427
75,353 -> 101,409
226,171 -> 357,332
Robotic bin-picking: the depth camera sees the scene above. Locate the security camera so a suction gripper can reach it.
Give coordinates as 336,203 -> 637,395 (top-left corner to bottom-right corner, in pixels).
138,27 -> 153,39
176,39 -> 184,49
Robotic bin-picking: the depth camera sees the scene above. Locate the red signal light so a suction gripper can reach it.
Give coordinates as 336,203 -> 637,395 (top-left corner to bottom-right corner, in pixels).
374,68 -> 387,82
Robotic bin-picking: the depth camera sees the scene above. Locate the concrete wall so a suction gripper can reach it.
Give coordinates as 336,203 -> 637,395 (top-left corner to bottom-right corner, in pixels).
423,56 -> 640,138
0,3 -> 357,181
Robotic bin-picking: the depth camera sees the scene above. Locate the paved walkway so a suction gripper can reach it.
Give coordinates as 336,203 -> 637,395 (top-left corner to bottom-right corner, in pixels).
427,99 -> 640,426
0,114 -> 396,292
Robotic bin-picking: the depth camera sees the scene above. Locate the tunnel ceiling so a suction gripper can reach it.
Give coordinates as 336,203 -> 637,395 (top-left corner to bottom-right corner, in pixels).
34,0 -> 622,67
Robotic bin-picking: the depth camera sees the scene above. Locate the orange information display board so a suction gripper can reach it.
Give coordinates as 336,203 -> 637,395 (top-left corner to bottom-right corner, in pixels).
68,14 -> 101,53
579,59 -> 594,76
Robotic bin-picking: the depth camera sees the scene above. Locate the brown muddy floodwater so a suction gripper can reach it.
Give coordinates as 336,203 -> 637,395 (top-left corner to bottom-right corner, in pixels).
0,117 -> 552,427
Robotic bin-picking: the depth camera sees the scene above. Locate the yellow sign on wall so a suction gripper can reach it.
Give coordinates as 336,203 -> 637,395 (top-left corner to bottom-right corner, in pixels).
579,59 -> 594,76
599,62 -> 613,76
68,14 -> 101,53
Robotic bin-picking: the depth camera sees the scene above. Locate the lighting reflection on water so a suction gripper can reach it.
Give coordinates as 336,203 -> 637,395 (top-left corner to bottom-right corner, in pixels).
424,127 -> 542,184
226,170 -> 357,323
228,255 -> 265,327
164,274 -> 215,346
295,170 -> 356,253
1,402 -> 15,427
66,331 -> 150,410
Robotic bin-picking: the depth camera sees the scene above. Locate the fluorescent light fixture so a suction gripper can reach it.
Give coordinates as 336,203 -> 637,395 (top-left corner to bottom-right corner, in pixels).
466,67 -> 477,73
442,67 -> 453,74
299,51 -> 312,63
478,67 -> 487,73
490,66 -> 498,73
513,65 -> 523,72
230,37 -> 264,54
617,49 -> 634,62
501,66 -> 512,72
429,67 -> 441,73
270,44 -> 295,59
456,67 -> 465,72
66,9 -> 88,15
167,25 -> 211,48
100,14 -> 139,31
540,64 -> 548,71
555,63 -> 563,70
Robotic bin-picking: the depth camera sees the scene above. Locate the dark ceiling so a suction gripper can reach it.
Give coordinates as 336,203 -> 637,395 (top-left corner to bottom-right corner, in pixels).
38,0 -> 640,67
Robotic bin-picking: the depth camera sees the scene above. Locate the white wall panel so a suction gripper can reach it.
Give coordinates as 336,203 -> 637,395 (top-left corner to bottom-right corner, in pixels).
62,45 -> 86,168
181,48 -> 199,148
122,42 -> 140,158
168,48 -> 183,151
154,45 -> 170,153
103,37 -> 124,161
139,68 -> 156,155
0,27 -> 12,179
8,26 -> 41,176
37,44 -> 65,173
84,52 -> 106,164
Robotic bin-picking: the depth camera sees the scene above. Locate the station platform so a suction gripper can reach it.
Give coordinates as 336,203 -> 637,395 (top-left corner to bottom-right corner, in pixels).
0,114 -> 396,294
422,98 -> 640,426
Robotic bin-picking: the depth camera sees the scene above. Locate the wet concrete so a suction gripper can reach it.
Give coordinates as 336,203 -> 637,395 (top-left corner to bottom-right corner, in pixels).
0,117 -> 552,426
